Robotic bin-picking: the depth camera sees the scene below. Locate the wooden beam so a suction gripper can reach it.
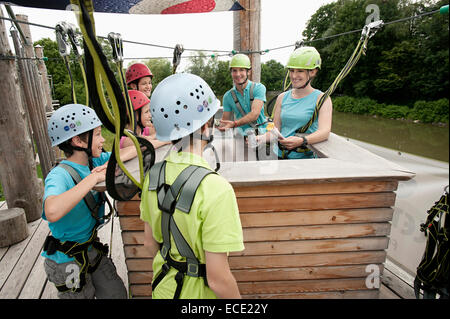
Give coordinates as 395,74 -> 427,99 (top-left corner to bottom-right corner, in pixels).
233,0 -> 261,82
0,8 -> 43,222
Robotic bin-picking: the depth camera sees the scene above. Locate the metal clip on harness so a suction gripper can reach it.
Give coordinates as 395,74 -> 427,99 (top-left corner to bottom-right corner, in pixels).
107,32 -> 124,63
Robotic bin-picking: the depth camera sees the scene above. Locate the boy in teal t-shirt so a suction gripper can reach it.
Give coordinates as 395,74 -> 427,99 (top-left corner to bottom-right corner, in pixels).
140,73 -> 244,299
42,104 -> 136,299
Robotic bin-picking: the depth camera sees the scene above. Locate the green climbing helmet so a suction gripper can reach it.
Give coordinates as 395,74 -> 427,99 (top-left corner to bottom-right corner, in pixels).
229,53 -> 251,69
286,46 -> 321,70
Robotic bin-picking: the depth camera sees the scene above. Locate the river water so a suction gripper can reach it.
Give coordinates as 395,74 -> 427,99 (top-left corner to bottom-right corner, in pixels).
331,111 -> 449,163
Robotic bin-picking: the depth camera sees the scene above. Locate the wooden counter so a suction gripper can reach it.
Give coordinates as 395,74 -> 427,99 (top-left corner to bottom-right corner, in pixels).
104,132 -> 415,299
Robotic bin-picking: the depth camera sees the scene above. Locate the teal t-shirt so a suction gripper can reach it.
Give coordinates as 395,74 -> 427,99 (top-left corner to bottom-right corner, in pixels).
223,80 -> 267,136
275,89 -> 322,159
140,151 -> 244,299
41,152 -> 110,263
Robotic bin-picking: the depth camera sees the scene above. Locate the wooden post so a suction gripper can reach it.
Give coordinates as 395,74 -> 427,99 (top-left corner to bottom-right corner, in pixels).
34,45 -> 54,113
233,0 -> 261,82
14,14 -> 55,179
0,8 -> 43,222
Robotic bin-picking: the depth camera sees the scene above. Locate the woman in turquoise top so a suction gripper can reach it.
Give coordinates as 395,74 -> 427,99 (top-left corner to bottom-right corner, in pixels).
257,46 -> 333,159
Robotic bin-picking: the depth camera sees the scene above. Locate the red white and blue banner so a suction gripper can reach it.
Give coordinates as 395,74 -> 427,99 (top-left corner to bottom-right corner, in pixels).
2,0 -> 244,14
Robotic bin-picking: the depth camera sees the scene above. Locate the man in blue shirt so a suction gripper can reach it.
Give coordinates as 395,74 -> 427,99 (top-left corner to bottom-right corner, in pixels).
219,54 -> 267,137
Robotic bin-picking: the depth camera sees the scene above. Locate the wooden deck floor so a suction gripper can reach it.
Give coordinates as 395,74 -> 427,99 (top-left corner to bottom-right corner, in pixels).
0,200 -> 401,299
0,200 -> 128,299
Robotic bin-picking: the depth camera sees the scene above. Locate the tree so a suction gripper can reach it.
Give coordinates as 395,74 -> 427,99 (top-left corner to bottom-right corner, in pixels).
301,0 -> 449,105
261,59 -> 285,91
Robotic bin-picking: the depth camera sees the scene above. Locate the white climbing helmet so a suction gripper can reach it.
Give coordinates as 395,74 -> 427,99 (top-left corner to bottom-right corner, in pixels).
150,73 -> 220,141
47,104 -> 102,147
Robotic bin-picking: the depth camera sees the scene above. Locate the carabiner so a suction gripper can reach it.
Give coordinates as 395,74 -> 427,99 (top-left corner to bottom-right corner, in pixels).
55,21 -> 71,57
172,44 -> 184,74
107,32 -> 124,63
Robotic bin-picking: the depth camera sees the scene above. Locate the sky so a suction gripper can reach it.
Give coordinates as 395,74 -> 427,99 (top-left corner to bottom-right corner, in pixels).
1,0 -> 337,70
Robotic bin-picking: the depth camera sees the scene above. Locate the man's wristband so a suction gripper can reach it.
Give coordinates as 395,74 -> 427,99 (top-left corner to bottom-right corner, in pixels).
234,121 -> 237,128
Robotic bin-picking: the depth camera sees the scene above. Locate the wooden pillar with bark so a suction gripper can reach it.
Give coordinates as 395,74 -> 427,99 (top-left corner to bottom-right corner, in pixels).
233,0 -> 261,82
0,8 -> 43,223
13,14 -> 55,179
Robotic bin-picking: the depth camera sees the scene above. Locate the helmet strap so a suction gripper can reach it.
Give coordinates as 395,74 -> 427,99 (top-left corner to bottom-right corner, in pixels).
71,130 -> 94,170
293,70 -> 311,90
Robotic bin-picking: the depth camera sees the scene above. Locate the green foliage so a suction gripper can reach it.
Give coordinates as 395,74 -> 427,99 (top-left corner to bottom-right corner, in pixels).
302,0 -> 449,105
409,99 -> 450,123
144,59 -> 172,89
186,52 -> 232,97
261,60 -> 285,91
333,95 -> 449,123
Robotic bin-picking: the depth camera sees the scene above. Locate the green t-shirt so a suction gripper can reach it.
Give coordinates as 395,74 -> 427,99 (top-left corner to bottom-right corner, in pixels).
140,151 -> 244,299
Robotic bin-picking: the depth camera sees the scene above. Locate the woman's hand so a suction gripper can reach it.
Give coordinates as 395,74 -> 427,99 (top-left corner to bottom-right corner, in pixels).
278,136 -> 302,150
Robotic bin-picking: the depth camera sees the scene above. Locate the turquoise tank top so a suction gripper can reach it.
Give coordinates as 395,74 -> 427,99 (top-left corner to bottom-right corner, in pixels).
275,89 -> 322,159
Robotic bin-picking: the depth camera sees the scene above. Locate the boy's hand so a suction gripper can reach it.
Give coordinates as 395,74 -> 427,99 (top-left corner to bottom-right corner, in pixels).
91,164 -> 107,183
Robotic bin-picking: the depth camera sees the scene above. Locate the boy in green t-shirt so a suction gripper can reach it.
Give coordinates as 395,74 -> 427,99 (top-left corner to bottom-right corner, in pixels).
140,73 -> 244,299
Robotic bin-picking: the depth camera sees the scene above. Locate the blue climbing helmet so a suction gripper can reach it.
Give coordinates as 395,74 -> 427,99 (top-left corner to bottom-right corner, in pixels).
47,104 -> 102,147
150,73 -> 220,141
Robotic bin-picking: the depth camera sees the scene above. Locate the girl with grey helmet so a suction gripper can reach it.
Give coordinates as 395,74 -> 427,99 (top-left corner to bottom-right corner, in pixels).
140,73 -> 244,299
42,104 -> 136,299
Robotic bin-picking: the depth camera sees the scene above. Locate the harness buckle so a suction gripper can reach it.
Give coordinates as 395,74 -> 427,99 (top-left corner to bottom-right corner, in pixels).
161,245 -> 169,259
187,263 -> 199,277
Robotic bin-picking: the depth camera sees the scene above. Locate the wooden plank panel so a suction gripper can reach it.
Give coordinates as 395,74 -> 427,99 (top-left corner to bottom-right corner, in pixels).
0,219 -> 50,298
18,247 -> 47,299
128,284 -> 380,299
0,219 -> 41,289
121,223 -> 391,245
229,251 -> 387,269
117,204 -> 395,225
237,193 -> 396,213
122,231 -> 144,245
130,284 -> 152,297
129,271 -> 153,285
128,264 -> 384,285
230,237 -> 390,257
233,264 -> 384,282
117,201 -> 141,216
120,217 -> 145,231
243,223 -> 391,241
234,181 -> 398,198
237,278 -> 372,295
239,208 -> 394,227
125,238 -> 389,259
243,290 -> 379,299
126,258 -> 153,271
118,192 -> 395,216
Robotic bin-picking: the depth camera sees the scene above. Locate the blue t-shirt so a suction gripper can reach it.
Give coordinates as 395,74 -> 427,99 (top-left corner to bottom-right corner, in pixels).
41,152 -> 110,263
275,89 -> 322,159
223,81 -> 267,136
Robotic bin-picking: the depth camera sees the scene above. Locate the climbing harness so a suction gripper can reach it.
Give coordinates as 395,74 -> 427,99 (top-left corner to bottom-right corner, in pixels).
43,229 -> 109,293
148,160 -> 217,298
276,20 -> 384,159
414,186 -> 449,299
230,82 -> 268,160
172,43 -> 184,74
69,0 -> 151,197
42,162 -> 114,293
